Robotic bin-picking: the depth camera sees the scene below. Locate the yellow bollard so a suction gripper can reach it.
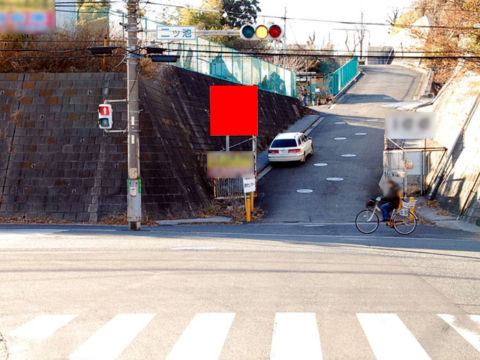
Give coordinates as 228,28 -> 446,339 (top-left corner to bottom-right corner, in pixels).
409,196 -> 415,221
250,192 -> 254,212
246,198 -> 251,222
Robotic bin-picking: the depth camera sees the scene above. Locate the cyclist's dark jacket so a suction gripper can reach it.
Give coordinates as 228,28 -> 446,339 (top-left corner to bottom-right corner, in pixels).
381,183 -> 401,209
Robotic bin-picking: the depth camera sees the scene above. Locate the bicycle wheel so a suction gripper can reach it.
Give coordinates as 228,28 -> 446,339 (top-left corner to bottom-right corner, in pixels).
392,211 -> 417,235
355,209 -> 379,234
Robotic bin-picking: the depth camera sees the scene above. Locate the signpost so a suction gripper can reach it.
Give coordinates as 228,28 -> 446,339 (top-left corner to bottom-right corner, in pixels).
243,177 -> 256,222
156,26 -> 197,41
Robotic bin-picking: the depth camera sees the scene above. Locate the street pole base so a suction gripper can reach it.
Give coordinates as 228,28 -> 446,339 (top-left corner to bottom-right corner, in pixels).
128,221 -> 141,231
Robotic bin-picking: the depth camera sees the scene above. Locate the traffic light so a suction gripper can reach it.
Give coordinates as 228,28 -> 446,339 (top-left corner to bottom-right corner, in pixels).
240,24 -> 284,40
98,104 -> 113,129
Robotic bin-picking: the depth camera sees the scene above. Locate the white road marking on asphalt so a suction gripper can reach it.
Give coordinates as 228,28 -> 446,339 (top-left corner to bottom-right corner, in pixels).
304,117 -> 324,136
341,154 -> 356,157
69,314 -> 155,360
0,229 -> 66,240
171,247 -> 217,250
355,133 -> 367,136
9,314 -> 78,339
270,313 -> 323,360
258,165 -> 273,180
334,137 -> 346,140
335,121 -> 345,125
314,163 -> 328,167
303,225 -> 324,227
166,313 -> 235,360
170,231 -> 469,243
357,313 -> 431,360
438,314 -> 480,352
297,189 -> 314,193
327,178 -> 344,181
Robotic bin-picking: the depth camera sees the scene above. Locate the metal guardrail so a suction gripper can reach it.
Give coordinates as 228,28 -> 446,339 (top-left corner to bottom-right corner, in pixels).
70,8 -> 296,98
324,57 -> 359,97
166,38 -> 296,98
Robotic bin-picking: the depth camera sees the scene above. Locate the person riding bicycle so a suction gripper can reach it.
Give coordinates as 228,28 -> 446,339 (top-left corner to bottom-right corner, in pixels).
377,180 -> 401,222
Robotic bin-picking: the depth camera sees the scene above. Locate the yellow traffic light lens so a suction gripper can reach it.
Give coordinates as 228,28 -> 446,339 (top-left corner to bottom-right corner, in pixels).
255,25 -> 268,39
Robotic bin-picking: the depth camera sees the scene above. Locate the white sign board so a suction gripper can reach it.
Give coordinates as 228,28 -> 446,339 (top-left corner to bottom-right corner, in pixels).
156,26 -> 196,41
243,177 -> 256,193
386,112 -> 436,139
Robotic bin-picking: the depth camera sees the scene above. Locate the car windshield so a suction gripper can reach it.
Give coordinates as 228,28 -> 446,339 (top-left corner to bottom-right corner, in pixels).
271,139 -> 297,148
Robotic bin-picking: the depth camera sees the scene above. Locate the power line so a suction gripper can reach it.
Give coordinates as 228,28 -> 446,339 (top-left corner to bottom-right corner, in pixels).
163,48 -> 480,60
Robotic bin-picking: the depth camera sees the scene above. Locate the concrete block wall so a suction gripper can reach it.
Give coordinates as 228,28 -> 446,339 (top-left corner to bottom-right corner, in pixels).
426,71 -> 480,226
0,72 -> 128,222
0,67 -> 302,221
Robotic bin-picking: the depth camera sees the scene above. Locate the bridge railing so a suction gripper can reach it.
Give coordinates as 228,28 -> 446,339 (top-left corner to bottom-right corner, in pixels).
166,38 -> 296,98
324,57 -> 359,97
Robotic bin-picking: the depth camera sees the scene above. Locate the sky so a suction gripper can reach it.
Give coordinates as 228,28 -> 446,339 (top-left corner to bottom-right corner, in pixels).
174,0 -> 415,51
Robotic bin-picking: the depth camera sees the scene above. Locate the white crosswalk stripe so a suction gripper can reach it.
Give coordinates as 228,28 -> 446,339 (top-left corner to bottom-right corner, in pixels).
166,313 -> 235,360
270,313 -> 323,360
7,312 -> 480,360
69,313 -> 155,360
357,313 -> 432,360
9,314 -> 78,339
438,314 -> 480,353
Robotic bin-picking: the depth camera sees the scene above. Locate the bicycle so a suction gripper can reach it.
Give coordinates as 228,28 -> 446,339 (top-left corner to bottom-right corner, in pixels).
355,198 -> 418,235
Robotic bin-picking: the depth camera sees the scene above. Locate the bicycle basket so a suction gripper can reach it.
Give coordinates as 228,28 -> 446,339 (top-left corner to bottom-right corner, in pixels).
365,198 -> 375,208
401,200 -> 417,210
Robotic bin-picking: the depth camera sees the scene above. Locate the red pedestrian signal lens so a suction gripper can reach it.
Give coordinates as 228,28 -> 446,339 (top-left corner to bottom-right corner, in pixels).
269,25 -> 282,38
100,105 -> 110,116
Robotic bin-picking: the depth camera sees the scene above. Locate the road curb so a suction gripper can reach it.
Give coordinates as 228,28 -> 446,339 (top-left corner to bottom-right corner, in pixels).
335,71 -> 365,102
257,115 -> 324,178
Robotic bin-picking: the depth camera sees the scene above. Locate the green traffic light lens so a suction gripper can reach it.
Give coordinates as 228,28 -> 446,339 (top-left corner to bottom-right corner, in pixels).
242,25 -> 255,39
99,118 -> 110,127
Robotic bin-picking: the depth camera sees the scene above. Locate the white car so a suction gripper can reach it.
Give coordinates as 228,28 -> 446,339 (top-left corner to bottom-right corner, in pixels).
267,132 -> 314,163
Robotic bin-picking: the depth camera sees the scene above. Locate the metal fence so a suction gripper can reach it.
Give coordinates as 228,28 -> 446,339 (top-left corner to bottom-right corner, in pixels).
166,38 -> 296,98
324,57 -> 359,97
68,9 -> 296,97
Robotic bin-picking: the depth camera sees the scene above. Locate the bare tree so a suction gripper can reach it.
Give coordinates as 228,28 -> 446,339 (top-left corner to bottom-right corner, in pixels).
345,31 -> 350,52
387,7 -> 400,34
356,12 -> 367,58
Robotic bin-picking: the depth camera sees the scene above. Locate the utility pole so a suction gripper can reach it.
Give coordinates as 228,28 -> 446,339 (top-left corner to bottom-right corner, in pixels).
283,7 -> 287,68
126,0 -> 141,230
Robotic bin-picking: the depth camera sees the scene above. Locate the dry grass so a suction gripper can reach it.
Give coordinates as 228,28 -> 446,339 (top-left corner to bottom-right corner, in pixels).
0,20 -> 126,73
198,199 -> 266,223
420,199 -> 454,217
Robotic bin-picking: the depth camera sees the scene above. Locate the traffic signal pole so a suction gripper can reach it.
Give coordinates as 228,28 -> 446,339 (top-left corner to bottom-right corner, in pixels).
126,0 -> 141,230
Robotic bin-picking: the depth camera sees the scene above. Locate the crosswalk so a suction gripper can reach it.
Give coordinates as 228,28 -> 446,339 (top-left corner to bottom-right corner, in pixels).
4,312 -> 480,359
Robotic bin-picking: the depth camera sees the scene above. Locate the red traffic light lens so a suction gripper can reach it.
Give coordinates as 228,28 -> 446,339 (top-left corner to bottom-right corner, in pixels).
269,25 -> 282,38
100,105 -> 110,116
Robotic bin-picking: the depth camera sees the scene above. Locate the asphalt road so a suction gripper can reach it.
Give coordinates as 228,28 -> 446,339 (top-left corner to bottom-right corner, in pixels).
1,223 -> 480,360
1,65 -> 479,360
258,65 -> 424,223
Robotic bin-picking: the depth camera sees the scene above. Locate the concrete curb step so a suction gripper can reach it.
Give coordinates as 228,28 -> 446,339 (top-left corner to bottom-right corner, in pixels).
156,216 -> 234,226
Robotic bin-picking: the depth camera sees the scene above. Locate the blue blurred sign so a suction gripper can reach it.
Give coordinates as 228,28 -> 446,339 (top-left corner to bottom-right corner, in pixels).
156,26 -> 196,41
